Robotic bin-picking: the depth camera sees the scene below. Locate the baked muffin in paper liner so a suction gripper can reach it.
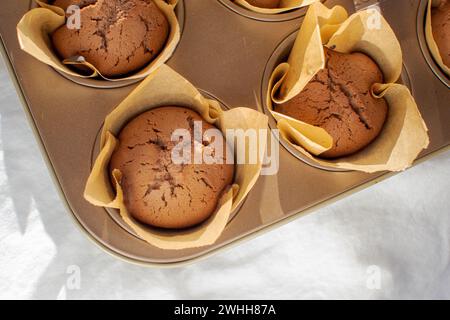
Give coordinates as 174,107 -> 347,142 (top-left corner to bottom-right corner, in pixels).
84,65 -> 268,250
267,2 -> 429,173
425,0 -> 450,76
17,0 -> 180,81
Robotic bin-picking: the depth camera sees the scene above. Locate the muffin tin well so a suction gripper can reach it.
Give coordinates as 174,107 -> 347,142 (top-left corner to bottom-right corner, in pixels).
217,0 -> 326,21
416,0 -> 450,88
1,0 -> 449,266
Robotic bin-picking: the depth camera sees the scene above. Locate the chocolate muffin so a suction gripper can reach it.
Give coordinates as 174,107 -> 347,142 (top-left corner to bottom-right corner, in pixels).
51,0 -> 169,77
276,48 -> 388,159
238,0 -> 281,9
431,0 -> 450,68
110,107 -> 235,229
51,0 -> 97,10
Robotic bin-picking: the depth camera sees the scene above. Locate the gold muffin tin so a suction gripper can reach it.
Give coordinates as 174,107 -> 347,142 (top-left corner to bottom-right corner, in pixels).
0,0 -> 449,266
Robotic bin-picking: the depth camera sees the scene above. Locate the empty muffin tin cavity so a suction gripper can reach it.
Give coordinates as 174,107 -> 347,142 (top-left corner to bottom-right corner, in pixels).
261,30 -> 414,172
416,0 -> 450,88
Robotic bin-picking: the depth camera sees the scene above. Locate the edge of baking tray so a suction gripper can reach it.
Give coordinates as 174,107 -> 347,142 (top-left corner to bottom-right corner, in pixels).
2,36 -> 449,268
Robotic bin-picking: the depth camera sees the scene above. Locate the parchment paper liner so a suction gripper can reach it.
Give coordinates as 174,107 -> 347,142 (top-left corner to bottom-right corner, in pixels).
84,65 -> 268,250
267,2 -> 429,173
17,0 -> 180,81
34,0 -> 65,16
234,0 -> 318,14
425,0 -> 450,76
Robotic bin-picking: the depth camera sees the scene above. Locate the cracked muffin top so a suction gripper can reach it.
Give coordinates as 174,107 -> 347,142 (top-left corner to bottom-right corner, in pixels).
109,107 -> 235,229
276,48 -> 388,159
51,0 -> 169,77
238,0 -> 281,9
431,0 -> 450,68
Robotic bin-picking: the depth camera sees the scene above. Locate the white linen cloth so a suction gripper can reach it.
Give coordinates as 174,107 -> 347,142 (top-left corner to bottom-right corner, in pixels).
0,57 -> 449,300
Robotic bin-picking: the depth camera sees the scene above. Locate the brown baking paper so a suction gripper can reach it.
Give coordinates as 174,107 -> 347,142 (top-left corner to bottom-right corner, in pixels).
84,64 -> 268,250
17,0 -> 180,81
425,0 -> 450,76
268,2 -> 429,172
234,0 -> 318,14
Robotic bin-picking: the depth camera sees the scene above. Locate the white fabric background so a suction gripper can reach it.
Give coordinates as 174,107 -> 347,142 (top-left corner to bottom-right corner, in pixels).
0,56 -> 449,300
